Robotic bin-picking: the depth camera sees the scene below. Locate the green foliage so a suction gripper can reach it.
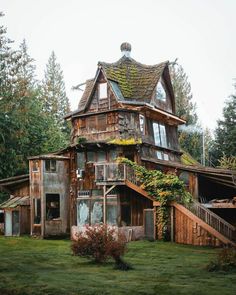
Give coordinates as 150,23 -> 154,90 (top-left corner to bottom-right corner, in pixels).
207,247 -> 236,272
119,158 -> 192,239
0,15 -> 69,179
218,155 -> 236,170
212,95 -> 236,164
170,63 -> 202,162
71,224 -> 129,269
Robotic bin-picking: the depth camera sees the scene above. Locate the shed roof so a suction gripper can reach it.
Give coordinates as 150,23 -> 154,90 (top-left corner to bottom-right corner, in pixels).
0,195 -> 30,209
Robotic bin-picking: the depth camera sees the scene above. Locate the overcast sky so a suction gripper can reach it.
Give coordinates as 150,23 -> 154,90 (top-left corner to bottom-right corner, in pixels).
2,0 -> 236,130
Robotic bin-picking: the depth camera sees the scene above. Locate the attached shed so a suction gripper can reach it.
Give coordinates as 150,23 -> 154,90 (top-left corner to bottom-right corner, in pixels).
0,196 -> 30,236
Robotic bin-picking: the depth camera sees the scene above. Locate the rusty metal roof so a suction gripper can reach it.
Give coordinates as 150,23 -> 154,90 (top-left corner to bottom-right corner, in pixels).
0,195 -> 30,209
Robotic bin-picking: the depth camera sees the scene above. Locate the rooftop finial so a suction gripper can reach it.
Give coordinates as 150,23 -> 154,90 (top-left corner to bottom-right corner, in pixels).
120,42 -> 131,58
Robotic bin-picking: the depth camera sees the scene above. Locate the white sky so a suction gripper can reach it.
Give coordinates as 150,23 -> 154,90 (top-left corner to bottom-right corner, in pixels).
2,0 -> 236,130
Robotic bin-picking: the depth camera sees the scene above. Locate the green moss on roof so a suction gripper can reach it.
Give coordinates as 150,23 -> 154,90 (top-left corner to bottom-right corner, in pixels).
99,56 -> 167,101
181,151 -> 199,166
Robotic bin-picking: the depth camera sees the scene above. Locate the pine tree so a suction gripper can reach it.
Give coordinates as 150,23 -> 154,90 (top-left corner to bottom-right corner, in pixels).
212,95 -> 236,164
0,17 -> 68,182
170,63 -> 202,162
41,51 -> 70,122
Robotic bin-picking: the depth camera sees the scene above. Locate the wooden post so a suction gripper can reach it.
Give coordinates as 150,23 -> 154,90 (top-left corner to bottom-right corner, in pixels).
103,185 -> 106,224
170,206 -> 174,242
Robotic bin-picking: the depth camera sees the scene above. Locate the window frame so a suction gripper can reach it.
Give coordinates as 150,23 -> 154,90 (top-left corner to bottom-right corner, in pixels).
98,82 -> 108,99
45,193 -> 60,221
155,79 -> 167,102
153,122 -> 168,148
45,159 -> 57,173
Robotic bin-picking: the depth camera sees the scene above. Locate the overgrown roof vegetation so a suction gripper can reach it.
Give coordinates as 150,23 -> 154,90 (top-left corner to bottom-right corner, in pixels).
100,56 -> 167,101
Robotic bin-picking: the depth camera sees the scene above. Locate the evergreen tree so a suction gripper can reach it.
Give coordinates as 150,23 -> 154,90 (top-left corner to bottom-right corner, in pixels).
0,16 -> 68,182
211,95 -> 236,164
170,62 -> 202,162
40,51 -> 70,122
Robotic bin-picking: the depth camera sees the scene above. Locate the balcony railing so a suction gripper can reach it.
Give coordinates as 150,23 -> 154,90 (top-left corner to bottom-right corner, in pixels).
94,163 -> 137,184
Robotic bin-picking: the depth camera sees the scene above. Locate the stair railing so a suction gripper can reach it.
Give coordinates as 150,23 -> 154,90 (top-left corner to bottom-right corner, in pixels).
186,201 -> 236,242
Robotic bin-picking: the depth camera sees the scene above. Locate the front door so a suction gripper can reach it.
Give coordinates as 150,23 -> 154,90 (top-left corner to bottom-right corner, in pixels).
12,210 -> 20,235
5,211 -> 12,236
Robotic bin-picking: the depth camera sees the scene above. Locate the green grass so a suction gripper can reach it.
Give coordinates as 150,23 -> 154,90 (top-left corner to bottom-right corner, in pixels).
0,237 -> 235,295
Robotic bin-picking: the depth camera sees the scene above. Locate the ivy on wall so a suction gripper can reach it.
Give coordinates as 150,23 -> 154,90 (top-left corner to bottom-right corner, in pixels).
119,158 -> 192,240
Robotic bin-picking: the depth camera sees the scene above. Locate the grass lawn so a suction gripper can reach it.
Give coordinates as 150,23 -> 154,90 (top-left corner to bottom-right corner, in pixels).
0,237 -> 235,295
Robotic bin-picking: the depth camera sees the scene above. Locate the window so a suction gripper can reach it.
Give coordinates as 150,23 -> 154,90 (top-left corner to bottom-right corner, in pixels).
32,160 -> 39,172
77,199 -> 90,226
77,192 -> 118,227
45,160 -> 56,173
99,83 -> 107,99
156,151 -> 169,161
97,151 -> 106,162
155,80 -> 166,101
87,151 -> 96,162
139,114 -> 145,134
163,153 -> 169,161
46,194 -> 60,220
77,152 -> 85,169
33,198 -> 41,224
153,122 -> 168,148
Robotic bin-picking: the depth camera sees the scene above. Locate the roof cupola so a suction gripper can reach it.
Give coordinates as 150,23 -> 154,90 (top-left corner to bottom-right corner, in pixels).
120,42 -> 131,58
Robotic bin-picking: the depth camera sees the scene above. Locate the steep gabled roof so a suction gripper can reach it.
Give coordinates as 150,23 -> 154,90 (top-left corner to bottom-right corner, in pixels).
78,78 -> 95,112
99,56 -> 168,102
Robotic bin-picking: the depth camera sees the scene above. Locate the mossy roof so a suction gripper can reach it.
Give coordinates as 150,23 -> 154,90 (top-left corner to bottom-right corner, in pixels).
99,56 -> 167,102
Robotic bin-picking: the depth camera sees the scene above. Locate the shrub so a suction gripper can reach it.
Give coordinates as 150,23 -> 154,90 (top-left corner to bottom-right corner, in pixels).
207,247 -> 236,272
71,224 -> 131,269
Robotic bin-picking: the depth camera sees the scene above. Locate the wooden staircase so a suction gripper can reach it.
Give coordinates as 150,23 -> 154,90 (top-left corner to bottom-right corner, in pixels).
95,163 -> 236,246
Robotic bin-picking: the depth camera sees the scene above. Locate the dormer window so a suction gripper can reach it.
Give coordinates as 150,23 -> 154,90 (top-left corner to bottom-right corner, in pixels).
155,79 -> 166,101
99,83 -> 107,99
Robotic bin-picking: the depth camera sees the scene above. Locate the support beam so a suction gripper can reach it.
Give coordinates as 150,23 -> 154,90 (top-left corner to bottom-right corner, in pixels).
103,185 -> 106,224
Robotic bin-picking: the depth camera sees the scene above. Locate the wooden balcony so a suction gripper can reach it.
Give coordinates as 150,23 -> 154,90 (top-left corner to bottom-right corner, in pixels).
94,163 -> 137,185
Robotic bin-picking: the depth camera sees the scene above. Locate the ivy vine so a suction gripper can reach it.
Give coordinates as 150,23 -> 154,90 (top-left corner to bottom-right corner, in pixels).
119,158 -> 192,240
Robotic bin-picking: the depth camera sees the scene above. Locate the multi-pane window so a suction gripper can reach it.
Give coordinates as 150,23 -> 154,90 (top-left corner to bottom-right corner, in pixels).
156,151 -> 169,161
77,191 -> 117,227
99,83 -> 107,99
153,122 -> 168,148
45,160 -> 57,173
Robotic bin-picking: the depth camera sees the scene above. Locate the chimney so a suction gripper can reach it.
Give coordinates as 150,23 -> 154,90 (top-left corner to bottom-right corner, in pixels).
120,42 -> 131,58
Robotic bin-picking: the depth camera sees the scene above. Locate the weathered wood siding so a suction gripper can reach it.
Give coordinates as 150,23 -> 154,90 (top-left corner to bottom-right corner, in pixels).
87,73 -> 119,113
20,206 -> 30,234
174,206 -> 222,246
43,160 -> 70,236
11,185 -> 29,198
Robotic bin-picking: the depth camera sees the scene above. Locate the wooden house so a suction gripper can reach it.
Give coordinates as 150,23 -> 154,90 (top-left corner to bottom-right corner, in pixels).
63,43 -> 236,245
0,42 -> 235,245
28,154 -> 70,237
0,174 -> 30,236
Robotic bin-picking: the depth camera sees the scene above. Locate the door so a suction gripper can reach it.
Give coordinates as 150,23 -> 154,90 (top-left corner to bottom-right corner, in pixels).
12,210 -> 20,235
5,211 -> 12,236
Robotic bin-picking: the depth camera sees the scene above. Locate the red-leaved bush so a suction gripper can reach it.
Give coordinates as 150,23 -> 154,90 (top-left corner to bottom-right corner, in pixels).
71,224 -> 131,269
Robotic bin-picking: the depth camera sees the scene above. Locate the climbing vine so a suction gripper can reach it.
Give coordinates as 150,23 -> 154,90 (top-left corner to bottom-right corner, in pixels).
119,158 -> 192,240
